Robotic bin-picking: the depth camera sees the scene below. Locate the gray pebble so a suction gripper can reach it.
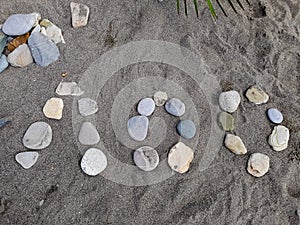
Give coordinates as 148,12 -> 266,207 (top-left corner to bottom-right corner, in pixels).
165,98 -> 185,117
23,122 -> 52,150
2,14 -> 36,36
177,120 -> 196,139
78,122 -> 100,145
81,148 -> 107,176
78,98 -> 98,116
137,98 -> 155,116
134,146 -> 159,171
267,108 -> 283,124
219,90 -> 241,113
15,152 -> 39,169
127,116 -> 149,141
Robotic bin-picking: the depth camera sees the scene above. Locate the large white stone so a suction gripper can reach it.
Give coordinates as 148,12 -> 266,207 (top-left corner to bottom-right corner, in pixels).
247,153 -> 270,177
219,90 -> 241,113
268,125 -> 290,151
81,148 -> 107,176
70,2 -> 90,28
23,122 -> 52,150
168,142 -> 194,173
133,146 -> 159,171
15,152 -> 39,169
43,97 -> 64,120
224,134 -> 247,155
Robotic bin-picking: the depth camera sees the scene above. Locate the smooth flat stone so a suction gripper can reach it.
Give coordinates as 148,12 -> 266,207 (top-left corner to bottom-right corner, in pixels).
0,54 -> 9,73
176,120 -> 196,139
78,122 -> 100,145
268,125 -> 290,151
137,98 -> 155,116
154,91 -> 168,106
70,2 -> 90,28
43,97 -> 64,120
7,32 -> 30,52
217,112 -> 235,131
81,148 -> 107,176
168,142 -> 194,173
55,81 -> 84,96
78,98 -> 98,116
219,90 -> 241,113
246,85 -> 269,105
134,146 -> 159,171
267,108 -> 283,124
247,153 -> 270,177
15,152 -> 39,169
40,19 -> 65,44
0,31 -> 8,54
127,116 -> 149,141
165,98 -> 185,117
28,32 -> 60,67
224,134 -> 247,155
7,44 -> 33,67
2,14 -> 36,36
23,122 -> 52,150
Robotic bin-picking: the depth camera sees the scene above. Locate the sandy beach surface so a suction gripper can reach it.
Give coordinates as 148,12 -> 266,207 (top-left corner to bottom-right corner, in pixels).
0,0 -> 299,224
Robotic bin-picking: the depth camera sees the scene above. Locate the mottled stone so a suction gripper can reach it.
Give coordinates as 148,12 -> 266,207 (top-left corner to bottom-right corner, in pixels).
78,122 -> 100,145
2,14 -> 36,36
168,142 -> 194,173
165,98 -> 185,117
137,98 -> 155,116
224,134 -> 247,155
15,152 -> 39,169
218,112 -> 235,131
268,125 -> 290,151
247,153 -> 270,177
55,81 -> 84,96
176,120 -> 196,139
23,122 -> 52,150
78,98 -> 98,116
267,108 -> 283,124
219,90 -> 241,113
70,2 -> 90,28
133,146 -> 159,171
7,44 -> 33,67
43,97 -> 64,120
7,32 -> 30,52
81,148 -> 107,176
0,54 -> 9,73
154,91 -> 168,106
127,116 -> 149,141
246,85 -> 269,105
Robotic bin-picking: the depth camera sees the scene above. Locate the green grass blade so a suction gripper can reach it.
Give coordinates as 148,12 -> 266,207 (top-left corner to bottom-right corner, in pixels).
205,0 -> 217,18
216,0 -> 228,16
193,0 -> 199,18
184,0 -> 188,16
227,0 -> 238,13
176,0 -> 180,14
235,0 -> 245,10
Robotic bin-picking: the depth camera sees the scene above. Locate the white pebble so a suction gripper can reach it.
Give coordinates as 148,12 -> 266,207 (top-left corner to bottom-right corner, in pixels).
219,90 -> 241,113
247,153 -> 270,177
81,148 -> 107,176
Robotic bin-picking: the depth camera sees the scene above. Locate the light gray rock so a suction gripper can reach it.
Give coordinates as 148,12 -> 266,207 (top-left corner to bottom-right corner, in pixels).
70,2 -> 90,28
133,146 -> 159,171
137,98 -> 155,116
224,134 -> 247,155
247,153 -> 270,177
127,116 -> 149,141
78,98 -> 98,116
268,125 -> 290,151
55,81 -> 84,96
168,142 -> 194,173
23,122 -> 52,150
176,120 -> 196,139
219,90 -> 241,113
153,91 -> 168,106
40,19 -> 65,44
2,14 -> 37,36
7,44 -> 33,67
81,148 -> 107,176
78,122 -> 100,145
15,152 -> 39,169
165,98 -> 185,117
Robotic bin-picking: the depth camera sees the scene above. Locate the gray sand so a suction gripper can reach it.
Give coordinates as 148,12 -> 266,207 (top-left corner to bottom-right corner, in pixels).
0,0 -> 300,224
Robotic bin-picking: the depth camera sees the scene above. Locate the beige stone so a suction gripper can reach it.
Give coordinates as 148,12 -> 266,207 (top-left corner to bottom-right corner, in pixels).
247,153 -> 270,177
246,85 -> 269,105
43,97 -> 64,120
224,134 -> 247,155
70,2 -> 90,28
168,142 -> 194,173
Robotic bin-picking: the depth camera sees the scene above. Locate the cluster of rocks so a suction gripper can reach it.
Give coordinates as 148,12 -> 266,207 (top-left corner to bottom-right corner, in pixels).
127,91 -> 196,173
218,85 -> 290,177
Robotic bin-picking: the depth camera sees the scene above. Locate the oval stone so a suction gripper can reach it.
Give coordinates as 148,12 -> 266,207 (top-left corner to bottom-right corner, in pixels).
23,122 -> 52,150
81,148 -> 107,176
127,116 -> 149,141
15,152 -> 39,169
78,98 -> 98,116
217,112 -> 235,131
133,146 -> 159,171
268,125 -> 290,151
224,134 -> 247,155
247,153 -> 270,177
219,90 -> 241,113
176,120 -> 196,139
165,98 -> 185,117
2,14 -> 37,36
78,122 -> 100,145
245,85 -> 269,105
137,98 -> 155,116
43,97 -> 64,120
267,108 -> 283,124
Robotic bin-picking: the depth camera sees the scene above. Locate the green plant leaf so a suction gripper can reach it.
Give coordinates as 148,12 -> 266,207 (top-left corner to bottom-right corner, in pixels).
193,0 -> 199,18
176,0 -> 180,14
205,0 -> 217,19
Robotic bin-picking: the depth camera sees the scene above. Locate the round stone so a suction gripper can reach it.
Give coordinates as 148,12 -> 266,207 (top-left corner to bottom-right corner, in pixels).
78,122 -> 100,145
127,116 -> 149,141
219,90 -> 241,113
78,98 -> 98,117
23,122 -> 52,150
81,148 -> 107,176
43,97 -> 64,120
137,98 -> 155,116
245,85 -> 269,105
268,125 -> 290,151
133,146 -> 159,171
168,142 -> 194,173
153,91 -> 168,106
217,112 -> 235,131
165,98 -> 185,117
15,152 -> 39,169
224,134 -> 247,155
267,108 -> 283,124
176,120 -> 196,139
247,153 -> 270,177
2,14 -> 37,36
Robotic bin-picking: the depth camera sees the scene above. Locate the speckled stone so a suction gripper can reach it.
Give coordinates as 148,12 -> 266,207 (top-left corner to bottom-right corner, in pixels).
2,14 -> 37,36
137,98 -> 155,116
165,98 -> 185,117
78,122 -> 100,145
247,153 -> 270,177
176,120 -> 196,139
154,91 -> 168,106
81,148 -> 107,176
168,142 -> 194,173
246,85 -> 269,105
15,152 -> 39,169
219,90 -> 241,113
23,122 -> 52,150
127,116 -> 149,141
267,108 -> 283,124
133,146 -> 159,171
218,112 -> 235,131
43,97 -> 64,120
224,134 -> 247,155
70,2 -> 90,28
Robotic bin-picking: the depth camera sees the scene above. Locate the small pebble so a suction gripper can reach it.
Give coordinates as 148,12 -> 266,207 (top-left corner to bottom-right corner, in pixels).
268,125 -> 290,151
7,32 -> 30,52
55,81 -> 84,96
15,152 -> 39,169
127,116 -> 149,141
176,120 -> 196,139
247,153 -> 270,177
7,44 -> 33,67
2,14 -> 37,36
133,146 -> 159,171
245,85 -> 269,105
153,91 -> 168,106
165,98 -> 185,117
81,148 -> 107,176
70,2 -> 90,28
217,112 -> 235,131
78,98 -> 98,116
78,122 -> 100,145
40,19 -> 65,44
168,142 -> 194,173
43,97 -> 64,120
224,134 -> 247,155
0,54 -> 9,73
137,98 -> 155,116
0,117 -> 11,128
219,90 -> 241,113
23,122 -> 52,150
267,108 -> 283,124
